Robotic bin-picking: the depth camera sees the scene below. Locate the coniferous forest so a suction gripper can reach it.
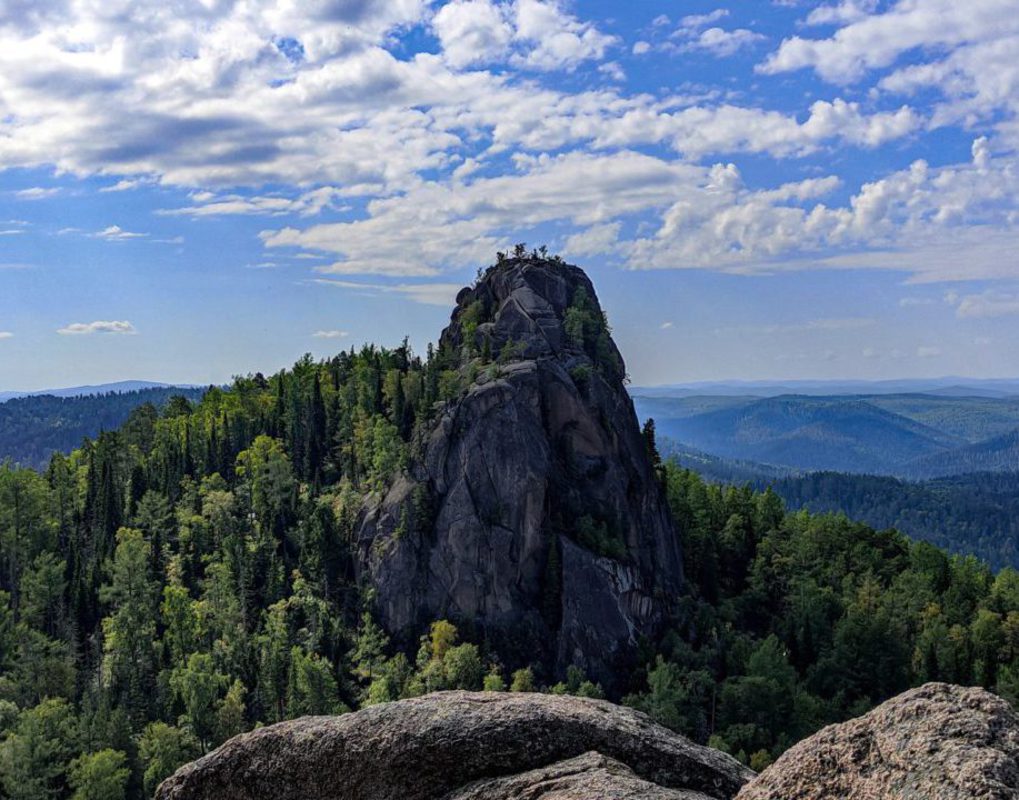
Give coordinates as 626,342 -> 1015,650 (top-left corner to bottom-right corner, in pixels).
3,339 -> 1019,797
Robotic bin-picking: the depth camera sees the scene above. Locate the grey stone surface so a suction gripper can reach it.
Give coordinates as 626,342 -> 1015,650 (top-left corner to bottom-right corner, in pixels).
355,258 -> 683,687
737,682 -> 1019,800
156,691 -> 753,800
446,751 -> 718,800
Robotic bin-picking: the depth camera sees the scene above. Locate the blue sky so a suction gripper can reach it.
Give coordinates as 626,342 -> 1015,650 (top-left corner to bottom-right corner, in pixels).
0,0 -> 1017,389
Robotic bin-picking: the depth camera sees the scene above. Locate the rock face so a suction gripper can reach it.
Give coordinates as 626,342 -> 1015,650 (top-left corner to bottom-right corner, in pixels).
356,257 -> 683,686
737,682 -> 1019,799
156,691 -> 753,800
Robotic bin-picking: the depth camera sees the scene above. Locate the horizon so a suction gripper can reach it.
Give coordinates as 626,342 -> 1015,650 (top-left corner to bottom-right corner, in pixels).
6,372 -> 1019,397
2,1 -> 1018,387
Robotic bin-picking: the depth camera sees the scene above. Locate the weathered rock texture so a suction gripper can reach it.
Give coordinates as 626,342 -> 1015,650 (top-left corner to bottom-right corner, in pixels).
355,257 -> 683,686
737,682 -> 1019,799
156,691 -> 752,800
448,752 -> 718,799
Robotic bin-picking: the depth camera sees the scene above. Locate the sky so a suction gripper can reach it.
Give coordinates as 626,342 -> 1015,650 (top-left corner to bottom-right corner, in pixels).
0,0 -> 1017,389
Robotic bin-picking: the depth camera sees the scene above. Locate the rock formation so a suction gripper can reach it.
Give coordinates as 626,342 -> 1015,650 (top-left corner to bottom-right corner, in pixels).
355,256 -> 683,686
156,691 -> 752,800
737,682 -> 1019,799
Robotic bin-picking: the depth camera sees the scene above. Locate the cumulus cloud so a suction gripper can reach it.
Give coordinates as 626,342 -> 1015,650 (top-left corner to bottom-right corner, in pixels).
57,320 -> 137,335
432,0 -> 515,68
0,0 -> 1015,295
263,150 -> 703,274
511,0 -> 618,71
671,9 -> 765,58
761,0 -> 1019,82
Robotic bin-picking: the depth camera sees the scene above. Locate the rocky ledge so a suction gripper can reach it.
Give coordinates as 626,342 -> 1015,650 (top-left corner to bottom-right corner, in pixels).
738,682 -> 1019,799
155,691 -> 752,800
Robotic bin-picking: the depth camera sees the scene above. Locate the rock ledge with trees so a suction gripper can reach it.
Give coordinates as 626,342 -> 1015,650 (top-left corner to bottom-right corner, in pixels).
356,253 -> 683,689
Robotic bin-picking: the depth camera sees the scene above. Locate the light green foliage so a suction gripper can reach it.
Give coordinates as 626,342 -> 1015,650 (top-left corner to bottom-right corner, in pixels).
0,698 -> 79,800
215,680 -> 247,744
235,435 -> 295,535
443,643 -> 483,690
139,722 -> 199,798
170,652 -> 228,752
100,528 -> 159,720
287,647 -> 343,716
69,749 -> 129,800
483,665 -> 506,692
510,667 -> 535,693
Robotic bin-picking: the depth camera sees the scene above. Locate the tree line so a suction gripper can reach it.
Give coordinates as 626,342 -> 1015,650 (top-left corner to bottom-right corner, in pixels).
1,333 -> 1019,794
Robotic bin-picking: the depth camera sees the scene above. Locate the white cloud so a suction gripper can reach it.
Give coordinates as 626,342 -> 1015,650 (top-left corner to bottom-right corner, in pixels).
57,320 -> 137,335
93,225 -> 147,241
162,188 -> 346,218
625,142 -> 1019,280
432,0 -> 616,72
762,0 -> 1015,80
660,321 -> 674,329
671,9 -> 765,58
917,345 -> 942,358
805,1 -> 880,26
432,0 -> 515,68
0,332 -> 13,339
263,150 -> 703,274
311,279 -> 462,306
100,179 -> 151,193
954,290 -> 1019,318
632,41 -> 651,55
0,229 -> 25,236
511,0 -> 618,71
563,222 -> 622,257
312,329 -> 351,338
14,187 -> 60,199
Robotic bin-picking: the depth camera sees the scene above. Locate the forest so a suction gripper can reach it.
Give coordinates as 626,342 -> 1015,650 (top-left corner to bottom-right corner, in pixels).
0,388 -> 207,471
2,343 -> 1019,796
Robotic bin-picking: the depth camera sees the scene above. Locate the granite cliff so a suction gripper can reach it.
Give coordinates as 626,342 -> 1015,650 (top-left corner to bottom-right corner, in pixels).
355,255 -> 683,686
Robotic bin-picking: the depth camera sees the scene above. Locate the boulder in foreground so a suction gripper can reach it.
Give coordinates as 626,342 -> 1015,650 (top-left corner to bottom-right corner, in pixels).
737,682 -> 1019,799
156,691 -> 752,800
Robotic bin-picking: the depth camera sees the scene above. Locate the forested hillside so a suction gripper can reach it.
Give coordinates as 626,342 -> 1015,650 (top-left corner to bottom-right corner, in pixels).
2,258 -> 1019,798
657,438 -> 1019,571
634,393 -> 1019,478
768,471 -> 1019,571
0,388 -> 206,470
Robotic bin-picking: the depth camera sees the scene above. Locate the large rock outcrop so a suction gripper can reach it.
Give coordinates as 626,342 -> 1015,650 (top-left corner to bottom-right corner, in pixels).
737,682 -> 1019,799
356,256 -> 683,686
156,691 -> 753,800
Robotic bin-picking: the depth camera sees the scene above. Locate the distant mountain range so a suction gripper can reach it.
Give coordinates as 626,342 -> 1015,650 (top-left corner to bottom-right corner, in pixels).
0,380 -> 202,402
634,392 -> 1019,479
632,377 -> 1019,399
